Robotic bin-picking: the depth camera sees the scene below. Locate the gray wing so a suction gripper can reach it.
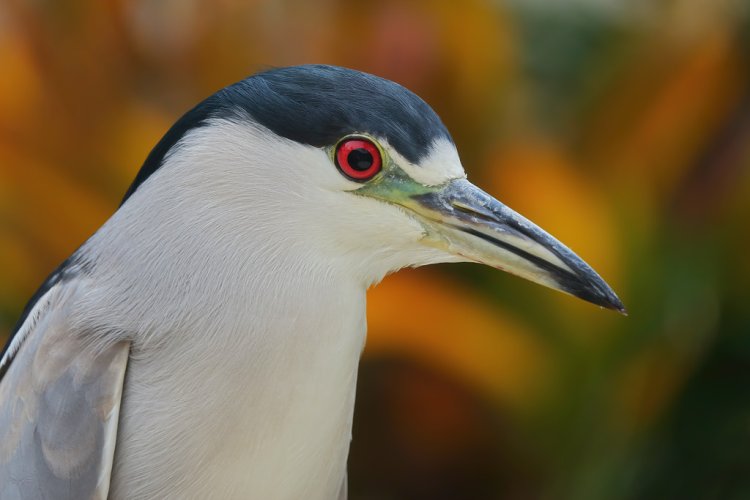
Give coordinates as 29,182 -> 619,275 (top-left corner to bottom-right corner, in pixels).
0,284 -> 129,500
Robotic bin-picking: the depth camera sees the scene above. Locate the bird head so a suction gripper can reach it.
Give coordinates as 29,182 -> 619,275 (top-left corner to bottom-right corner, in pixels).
122,64 -> 624,312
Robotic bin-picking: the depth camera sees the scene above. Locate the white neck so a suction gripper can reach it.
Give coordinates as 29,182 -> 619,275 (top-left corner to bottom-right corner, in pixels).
73,121 -> 423,498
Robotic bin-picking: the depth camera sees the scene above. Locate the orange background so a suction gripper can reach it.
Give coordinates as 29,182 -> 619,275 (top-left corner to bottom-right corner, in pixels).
1,1 -> 749,498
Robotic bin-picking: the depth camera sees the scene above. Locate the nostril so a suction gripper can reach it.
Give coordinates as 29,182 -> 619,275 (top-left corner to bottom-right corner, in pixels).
449,200 -> 497,223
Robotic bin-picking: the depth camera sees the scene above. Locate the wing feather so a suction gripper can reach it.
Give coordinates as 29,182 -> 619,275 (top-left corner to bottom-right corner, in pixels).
0,284 -> 129,499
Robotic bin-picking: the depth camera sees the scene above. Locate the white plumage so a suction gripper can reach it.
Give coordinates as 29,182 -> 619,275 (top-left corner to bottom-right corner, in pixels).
0,65 -> 622,499
104,121 -> 459,498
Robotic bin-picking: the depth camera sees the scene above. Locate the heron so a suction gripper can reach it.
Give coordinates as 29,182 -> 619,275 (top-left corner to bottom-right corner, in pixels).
0,64 -> 624,499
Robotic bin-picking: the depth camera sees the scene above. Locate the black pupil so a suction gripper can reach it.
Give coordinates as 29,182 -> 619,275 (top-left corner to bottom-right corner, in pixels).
347,148 -> 373,171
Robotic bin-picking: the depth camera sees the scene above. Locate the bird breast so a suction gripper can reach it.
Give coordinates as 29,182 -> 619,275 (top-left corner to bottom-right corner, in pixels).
106,269 -> 367,499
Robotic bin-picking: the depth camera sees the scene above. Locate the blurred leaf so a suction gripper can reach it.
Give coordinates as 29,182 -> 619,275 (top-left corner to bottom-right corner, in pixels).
366,269 -> 551,412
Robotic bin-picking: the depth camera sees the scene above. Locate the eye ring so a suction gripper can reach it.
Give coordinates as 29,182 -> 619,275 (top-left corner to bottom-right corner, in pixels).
334,137 -> 382,182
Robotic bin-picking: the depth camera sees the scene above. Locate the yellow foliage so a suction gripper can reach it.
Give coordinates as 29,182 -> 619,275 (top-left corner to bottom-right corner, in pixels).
366,269 -> 550,411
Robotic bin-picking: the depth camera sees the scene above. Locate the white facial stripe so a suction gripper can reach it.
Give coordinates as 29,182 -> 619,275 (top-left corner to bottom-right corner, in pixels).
383,138 -> 466,186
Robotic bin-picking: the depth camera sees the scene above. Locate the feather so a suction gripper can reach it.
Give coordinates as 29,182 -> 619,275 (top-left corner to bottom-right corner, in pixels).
0,282 -> 129,499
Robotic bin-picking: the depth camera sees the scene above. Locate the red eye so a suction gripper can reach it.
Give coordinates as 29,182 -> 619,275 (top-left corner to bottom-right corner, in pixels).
335,138 -> 382,181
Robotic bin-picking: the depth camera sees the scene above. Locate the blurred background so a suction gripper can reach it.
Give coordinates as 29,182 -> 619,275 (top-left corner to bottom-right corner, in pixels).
1,0 -> 749,498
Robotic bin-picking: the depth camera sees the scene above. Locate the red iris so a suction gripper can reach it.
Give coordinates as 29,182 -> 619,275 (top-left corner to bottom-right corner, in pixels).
335,138 -> 382,181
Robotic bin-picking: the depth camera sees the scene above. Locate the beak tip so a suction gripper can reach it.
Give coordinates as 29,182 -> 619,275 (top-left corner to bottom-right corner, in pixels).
565,275 -> 627,316
608,298 -> 628,316
594,287 -> 627,316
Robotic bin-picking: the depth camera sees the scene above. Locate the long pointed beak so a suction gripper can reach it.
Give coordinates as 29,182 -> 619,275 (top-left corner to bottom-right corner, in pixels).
407,179 -> 625,313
